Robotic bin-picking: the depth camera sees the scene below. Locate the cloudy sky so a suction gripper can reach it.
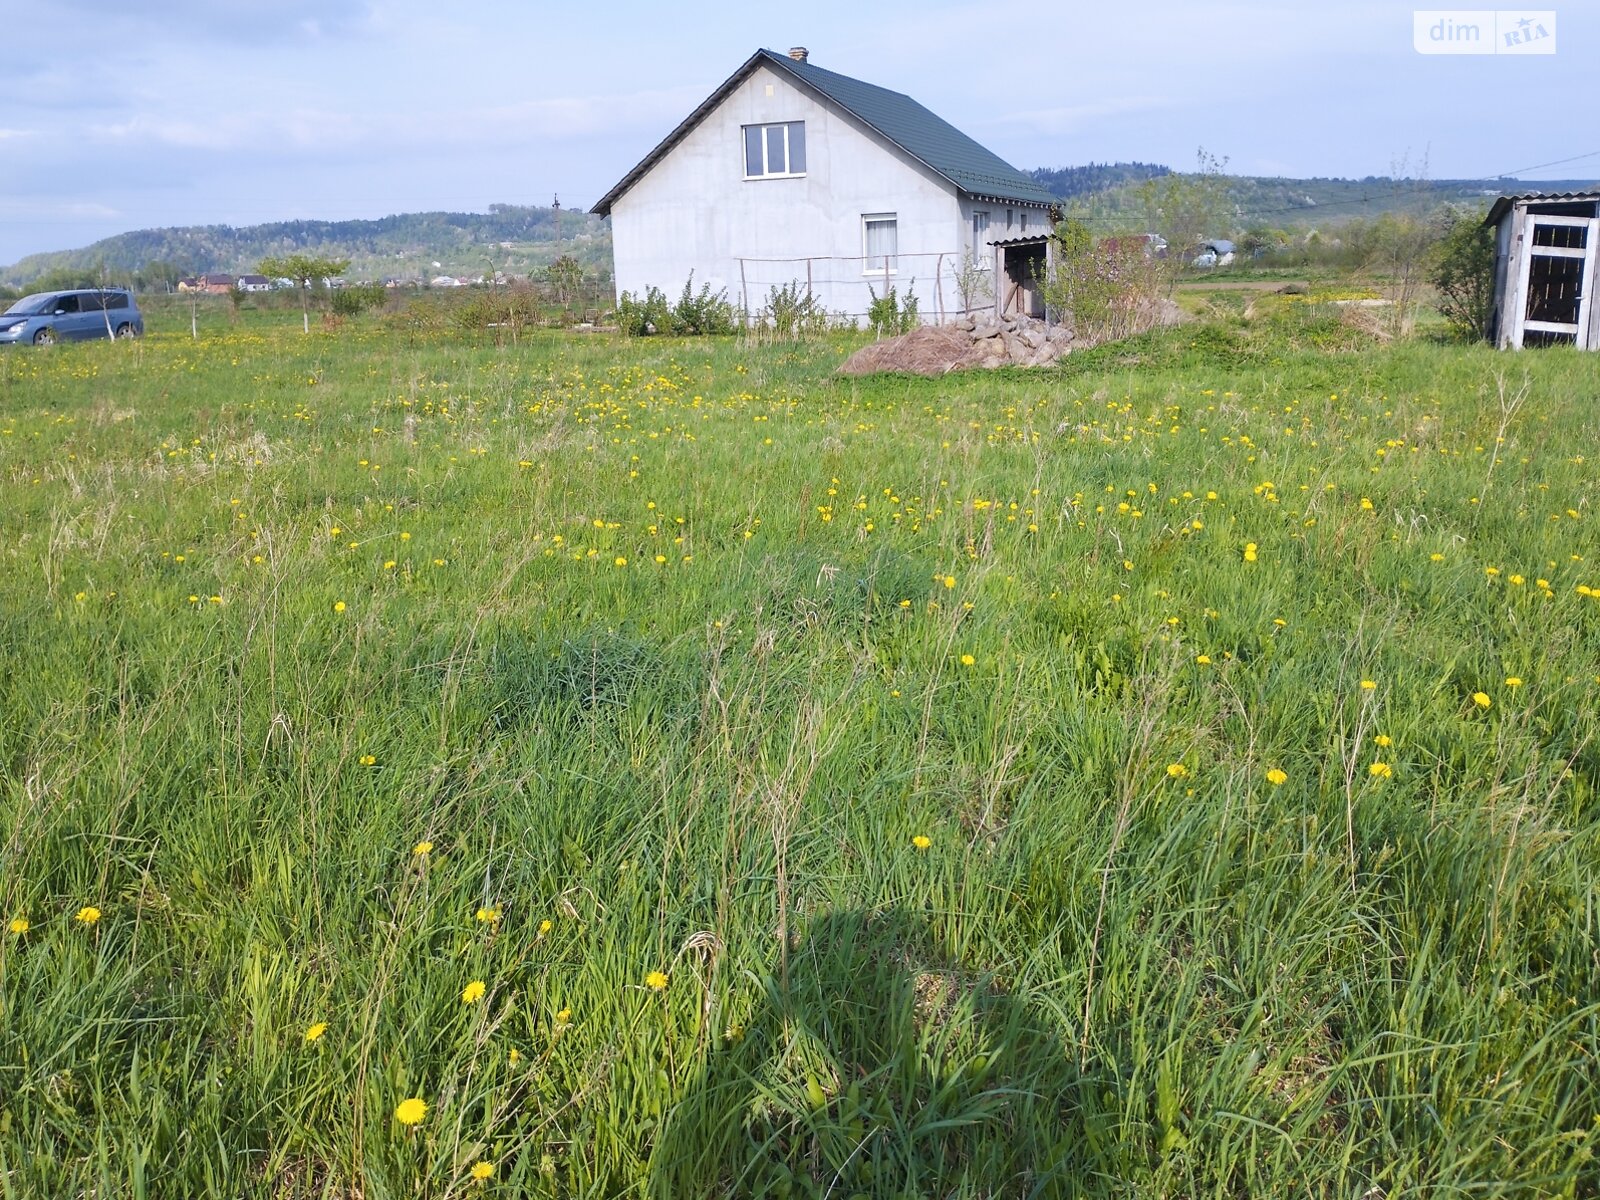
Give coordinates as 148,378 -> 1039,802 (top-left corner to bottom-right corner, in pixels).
1,0 -> 1593,265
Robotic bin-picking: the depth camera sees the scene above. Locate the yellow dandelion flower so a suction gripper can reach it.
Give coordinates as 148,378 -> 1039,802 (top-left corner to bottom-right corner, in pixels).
1505,676 -> 1523,688
1243,542 -> 1258,562
538,919 -> 553,937
462,980 -> 487,1005
912,834 -> 932,850
508,1047 -> 522,1064
1265,768 -> 1288,786
1375,734 -> 1392,747
75,906 -> 101,925
333,600 -> 346,613
471,1161 -> 494,1182
554,1007 -> 572,1025
645,971 -> 669,992
1166,763 -> 1188,779
1369,762 -> 1393,779
1471,692 -> 1491,709
413,841 -> 434,856
304,1022 -> 328,1043
942,575 -> 956,589
1359,679 -> 1377,691
1195,654 -> 1211,665
358,754 -> 376,766
475,906 -> 501,924
960,654 -> 975,666
8,916 -> 28,935
394,1097 -> 427,1126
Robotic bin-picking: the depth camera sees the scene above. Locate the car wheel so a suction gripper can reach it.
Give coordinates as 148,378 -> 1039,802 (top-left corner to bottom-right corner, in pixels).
33,327 -> 55,345
115,323 -> 136,339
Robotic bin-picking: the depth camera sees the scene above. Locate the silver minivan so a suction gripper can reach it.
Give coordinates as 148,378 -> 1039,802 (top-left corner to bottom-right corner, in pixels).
0,289 -> 145,345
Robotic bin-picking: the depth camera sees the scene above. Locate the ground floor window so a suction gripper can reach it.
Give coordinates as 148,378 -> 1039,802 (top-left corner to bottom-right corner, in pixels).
863,214 -> 897,274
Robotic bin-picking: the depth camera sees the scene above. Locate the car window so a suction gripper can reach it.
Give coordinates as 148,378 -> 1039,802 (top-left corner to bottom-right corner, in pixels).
106,293 -> 129,309
53,296 -> 80,314
77,293 -> 106,312
4,296 -> 51,316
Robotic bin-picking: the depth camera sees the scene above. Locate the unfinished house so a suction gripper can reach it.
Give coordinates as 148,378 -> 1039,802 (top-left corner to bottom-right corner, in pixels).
1486,191 -> 1600,349
590,48 -> 1058,325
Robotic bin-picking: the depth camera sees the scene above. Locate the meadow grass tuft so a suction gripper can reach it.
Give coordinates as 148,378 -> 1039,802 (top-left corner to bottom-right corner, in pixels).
1,313 -> 1597,1197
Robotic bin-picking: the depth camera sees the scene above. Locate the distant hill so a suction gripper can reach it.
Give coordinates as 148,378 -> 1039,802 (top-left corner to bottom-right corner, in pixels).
1,204 -> 611,288
1027,162 -> 1173,198
1053,171 -> 1600,229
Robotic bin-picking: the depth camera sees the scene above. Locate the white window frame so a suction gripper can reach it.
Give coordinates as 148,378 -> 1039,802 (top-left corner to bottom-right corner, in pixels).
861,213 -> 898,275
742,121 -> 806,180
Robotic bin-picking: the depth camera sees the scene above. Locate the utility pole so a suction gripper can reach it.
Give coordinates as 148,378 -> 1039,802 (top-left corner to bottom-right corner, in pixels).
552,193 -> 561,252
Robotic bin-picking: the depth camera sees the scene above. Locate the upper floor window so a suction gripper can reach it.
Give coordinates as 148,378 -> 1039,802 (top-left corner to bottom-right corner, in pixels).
971,210 -> 990,259
744,122 -> 806,179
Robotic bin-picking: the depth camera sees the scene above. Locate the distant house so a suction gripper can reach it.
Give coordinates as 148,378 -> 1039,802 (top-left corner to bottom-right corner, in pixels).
1486,191 -> 1599,349
591,47 -> 1058,323
198,273 -> 236,295
236,274 -> 272,292
176,277 -> 201,292
1192,239 -> 1236,268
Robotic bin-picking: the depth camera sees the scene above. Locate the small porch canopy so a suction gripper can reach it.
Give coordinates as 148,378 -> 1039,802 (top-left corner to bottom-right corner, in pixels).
989,234 -> 1054,321
1486,192 -> 1600,349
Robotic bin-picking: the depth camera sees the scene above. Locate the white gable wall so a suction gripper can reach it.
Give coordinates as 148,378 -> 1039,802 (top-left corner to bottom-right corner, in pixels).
609,63 -> 969,323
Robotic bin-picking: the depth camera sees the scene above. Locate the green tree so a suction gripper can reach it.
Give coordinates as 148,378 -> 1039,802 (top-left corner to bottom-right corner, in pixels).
257,254 -> 350,333
135,260 -> 185,293
1431,211 -> 1497,342
1139,148 -> 1232,291
545,255 -> 583,306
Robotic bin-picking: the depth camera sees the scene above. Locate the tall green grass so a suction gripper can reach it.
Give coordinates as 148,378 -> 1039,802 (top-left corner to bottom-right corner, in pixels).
0,314 -> 1596,1197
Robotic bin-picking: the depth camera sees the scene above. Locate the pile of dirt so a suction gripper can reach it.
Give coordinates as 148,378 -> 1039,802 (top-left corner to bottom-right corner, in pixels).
837,314 -> 1076,377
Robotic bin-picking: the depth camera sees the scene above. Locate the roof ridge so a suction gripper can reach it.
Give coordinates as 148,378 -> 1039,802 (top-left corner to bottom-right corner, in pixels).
592,48 -> 1057,214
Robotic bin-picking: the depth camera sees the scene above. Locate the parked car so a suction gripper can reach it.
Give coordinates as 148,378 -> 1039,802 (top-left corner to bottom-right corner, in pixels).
0,288 -> 144,345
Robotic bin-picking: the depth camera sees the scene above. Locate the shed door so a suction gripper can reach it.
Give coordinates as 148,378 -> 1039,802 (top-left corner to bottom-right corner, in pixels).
1512,215 -> 1597,348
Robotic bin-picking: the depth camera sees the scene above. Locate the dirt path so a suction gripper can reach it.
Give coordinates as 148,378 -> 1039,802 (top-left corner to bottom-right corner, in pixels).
1174,280 -> 1309,292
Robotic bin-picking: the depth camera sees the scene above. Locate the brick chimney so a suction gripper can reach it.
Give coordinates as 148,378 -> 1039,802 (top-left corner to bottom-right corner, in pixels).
788,46 -> 809,62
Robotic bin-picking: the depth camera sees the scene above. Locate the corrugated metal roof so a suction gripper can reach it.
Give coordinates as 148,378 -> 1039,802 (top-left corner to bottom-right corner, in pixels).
987,234 -> 1052,247
591,49 -> 1057,215
1484,190 -> 1600,226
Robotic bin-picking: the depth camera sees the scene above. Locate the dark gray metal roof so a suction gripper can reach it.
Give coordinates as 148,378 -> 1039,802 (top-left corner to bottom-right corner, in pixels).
1484,191 -> 1600,226
591,49 -> 1057,215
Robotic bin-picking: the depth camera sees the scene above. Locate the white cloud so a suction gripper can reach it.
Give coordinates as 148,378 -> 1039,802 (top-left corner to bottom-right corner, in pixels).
84,85 -> 709,159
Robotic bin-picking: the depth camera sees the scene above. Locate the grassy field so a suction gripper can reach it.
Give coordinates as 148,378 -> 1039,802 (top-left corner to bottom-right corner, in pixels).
1,310 -> 1597,1198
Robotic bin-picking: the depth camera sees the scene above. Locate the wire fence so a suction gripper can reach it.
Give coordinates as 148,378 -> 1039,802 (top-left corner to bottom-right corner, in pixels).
732,250 -> 995,322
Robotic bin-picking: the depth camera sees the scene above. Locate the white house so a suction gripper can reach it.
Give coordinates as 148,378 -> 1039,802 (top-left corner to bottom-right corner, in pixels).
591,48 -> 1058,324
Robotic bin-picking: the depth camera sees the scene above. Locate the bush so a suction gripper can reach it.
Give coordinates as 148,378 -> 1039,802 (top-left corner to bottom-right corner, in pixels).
329,284 -> 387,317
752,282 -> 830,341
1039,219 -> 1163,343
670,274 -> 735,335
617,274 -> 735,336
617,286 -> 671,336
867,280 -> 919,337
1431,213 -> 1496,342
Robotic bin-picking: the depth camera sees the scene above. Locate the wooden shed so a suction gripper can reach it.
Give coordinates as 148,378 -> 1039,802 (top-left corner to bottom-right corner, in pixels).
1486,191 -> 1600,349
